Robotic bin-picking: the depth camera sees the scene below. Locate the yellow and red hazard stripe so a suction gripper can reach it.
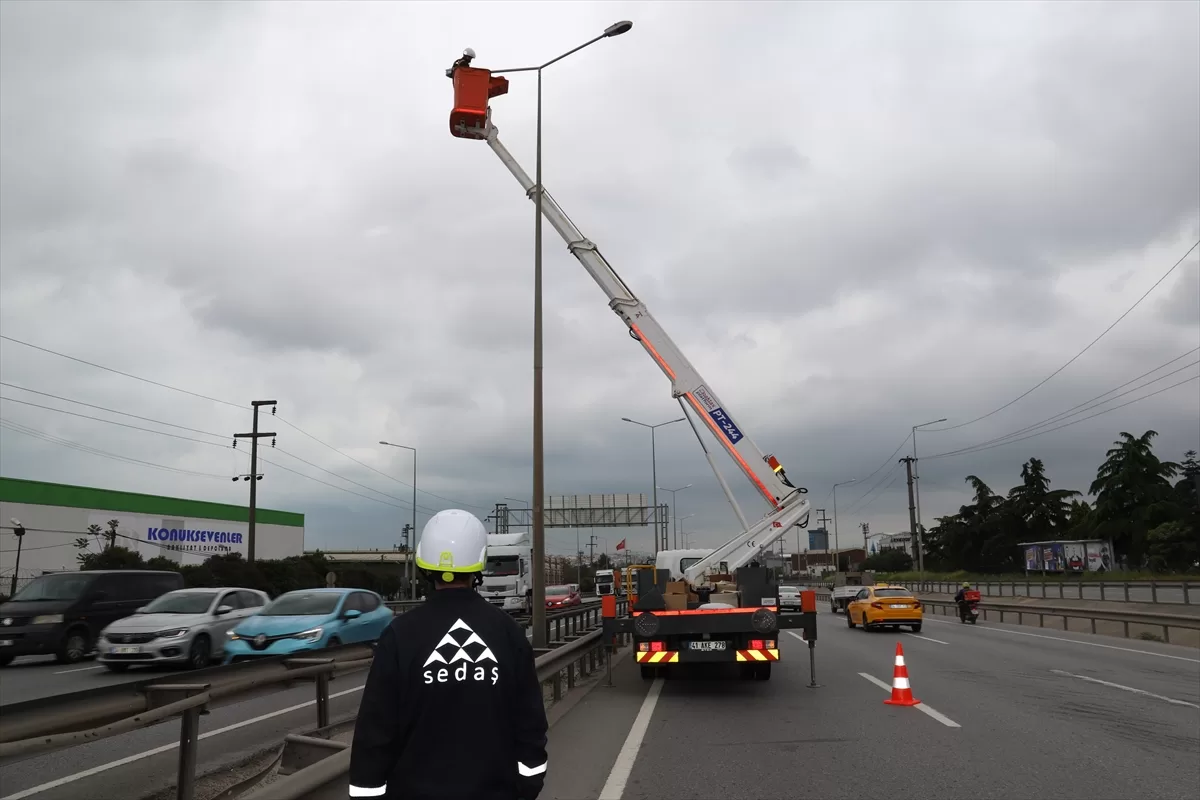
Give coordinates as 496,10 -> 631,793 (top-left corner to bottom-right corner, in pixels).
735,649 -> 780,662
636,650 -> 680,664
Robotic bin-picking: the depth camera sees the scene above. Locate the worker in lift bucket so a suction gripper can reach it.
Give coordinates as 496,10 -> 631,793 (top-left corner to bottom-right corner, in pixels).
348,509 -> 549,799
445,47 -> 475,79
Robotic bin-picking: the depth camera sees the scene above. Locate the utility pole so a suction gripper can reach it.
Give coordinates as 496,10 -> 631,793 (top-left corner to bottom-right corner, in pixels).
816,508 -> 831,571
860,521 -> 870,550
401,524 -> 412,599
900,456 -> 921,572
234,400 -> 276,563
587,534 -> 597,563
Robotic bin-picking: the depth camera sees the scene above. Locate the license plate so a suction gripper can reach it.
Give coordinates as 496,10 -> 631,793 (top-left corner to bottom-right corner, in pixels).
0,639 -> 12,647
890,604 -> 910,609
112,646 -> 142,655
688,640 -> 727,651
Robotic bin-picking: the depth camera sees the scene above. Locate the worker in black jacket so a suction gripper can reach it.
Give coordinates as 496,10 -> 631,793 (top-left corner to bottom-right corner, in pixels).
348,509 -> 548,799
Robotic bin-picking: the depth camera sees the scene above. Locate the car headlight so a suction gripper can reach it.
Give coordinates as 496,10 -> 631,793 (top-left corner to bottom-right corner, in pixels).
32,614 -> 64,625
227,630 -> 240,639
156,628 -> 190,639
294,627 -> 323,643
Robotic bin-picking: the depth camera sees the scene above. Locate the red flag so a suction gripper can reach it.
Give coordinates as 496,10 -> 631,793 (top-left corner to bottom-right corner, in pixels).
615,538 -> 626,551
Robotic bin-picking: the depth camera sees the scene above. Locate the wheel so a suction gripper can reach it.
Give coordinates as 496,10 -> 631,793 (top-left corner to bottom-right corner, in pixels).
846,610 -> 856,629
911,624 -> 922,633
56,628 -> 90,664
104,662 -> 130,672
739,664 -> 757,680
0,655 -> 13,667
861,615 -> 871,632
187,635 -> 211,669
327,636 -> 342,648
830,603 -> 837,613
754,663 -> 772,681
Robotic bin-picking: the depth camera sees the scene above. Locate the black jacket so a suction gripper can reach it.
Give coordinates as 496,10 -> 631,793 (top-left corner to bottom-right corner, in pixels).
348,588 -> 549,799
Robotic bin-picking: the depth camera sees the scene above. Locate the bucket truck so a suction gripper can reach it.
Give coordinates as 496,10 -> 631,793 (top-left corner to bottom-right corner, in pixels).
447,53 -> 819,681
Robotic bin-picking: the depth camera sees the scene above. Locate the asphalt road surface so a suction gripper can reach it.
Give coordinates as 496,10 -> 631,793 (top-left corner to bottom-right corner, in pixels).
543,610 -> 1200,800
0,599 -> 603,705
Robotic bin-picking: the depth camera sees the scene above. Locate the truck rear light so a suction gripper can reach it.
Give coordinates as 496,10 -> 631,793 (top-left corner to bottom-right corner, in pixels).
764,639 -> 776,649
650,640 -> 665,652
749,639 -> 764,650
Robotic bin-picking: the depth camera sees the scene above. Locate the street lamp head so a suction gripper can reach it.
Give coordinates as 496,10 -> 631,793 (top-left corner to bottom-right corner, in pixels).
620,417 -> 633,423
604,20 -> 633,37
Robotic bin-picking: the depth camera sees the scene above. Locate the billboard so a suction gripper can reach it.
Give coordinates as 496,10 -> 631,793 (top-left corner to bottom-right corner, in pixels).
808,528 -> 829,551
85,512 -> 247,564
546,494 -> 648,509
1024,546 -> 1041,571
1063,542 -> 1086,572
1085,541 -> 1112,572
1041,543 -> 1065,572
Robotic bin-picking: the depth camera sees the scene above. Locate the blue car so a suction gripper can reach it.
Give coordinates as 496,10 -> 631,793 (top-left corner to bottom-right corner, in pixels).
223,588 -> 392,664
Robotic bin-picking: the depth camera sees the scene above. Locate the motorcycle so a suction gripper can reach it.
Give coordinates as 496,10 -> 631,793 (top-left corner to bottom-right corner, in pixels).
959,601 -> 979,624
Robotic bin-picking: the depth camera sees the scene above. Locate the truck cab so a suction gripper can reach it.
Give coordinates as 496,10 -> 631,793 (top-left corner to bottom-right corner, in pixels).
479,533 -> 532,615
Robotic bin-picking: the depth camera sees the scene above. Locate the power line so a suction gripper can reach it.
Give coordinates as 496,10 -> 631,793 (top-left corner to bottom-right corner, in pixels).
928,239 -> 1200,433
930,357 -> 1199,459
0,419 -> 230,480
1,334 -> 488,511
273,446 -> 438,514
843,463 -> 905,516
0,334 -> 247,410
254,454 -> 412,510
925,374 -> 1198,460
0,382 -> 230,439
0,396 -> 233,449
842,432 -> 912,506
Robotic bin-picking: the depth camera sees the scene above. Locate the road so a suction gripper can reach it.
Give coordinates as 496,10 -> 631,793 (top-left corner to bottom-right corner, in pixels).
0,598 -> 604,706
544,609 -> 1200,800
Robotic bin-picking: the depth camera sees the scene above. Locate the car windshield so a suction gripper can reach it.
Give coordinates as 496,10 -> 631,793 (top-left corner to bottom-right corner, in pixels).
484,556 -> 520,577
10,572 -> 95,602
261,592 -> 341,616
874,589 -> 913,598
780,586 -> 800,592
546,586 -> 570,596
142,591 -> 217,614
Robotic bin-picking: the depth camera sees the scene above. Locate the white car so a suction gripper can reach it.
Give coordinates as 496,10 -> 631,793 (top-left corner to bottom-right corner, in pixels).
778,585 -> 802,611
98,587 -> 268,671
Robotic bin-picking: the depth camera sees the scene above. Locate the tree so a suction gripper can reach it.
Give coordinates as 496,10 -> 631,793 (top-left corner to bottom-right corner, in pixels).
1089,431 -> 1180,566
1007,457 -> 1080,539
79,546 -> 145,571
862,548 -> 913,572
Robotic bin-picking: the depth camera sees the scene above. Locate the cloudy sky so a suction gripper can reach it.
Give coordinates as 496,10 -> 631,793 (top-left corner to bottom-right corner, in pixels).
1,0 -> 1197,561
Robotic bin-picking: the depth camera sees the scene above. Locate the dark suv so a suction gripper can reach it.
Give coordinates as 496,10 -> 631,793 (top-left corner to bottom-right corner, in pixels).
0,570 -> 184,665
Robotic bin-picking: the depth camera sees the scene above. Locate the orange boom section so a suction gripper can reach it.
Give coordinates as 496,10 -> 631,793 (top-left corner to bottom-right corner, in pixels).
450,67 -> 509,139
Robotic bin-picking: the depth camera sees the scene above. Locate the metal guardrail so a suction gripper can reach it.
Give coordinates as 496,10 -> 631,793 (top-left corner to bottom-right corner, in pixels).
0,601 -> 622,800
918,597 -> 1200,644
893,579 -> 1197,605
240,601 -> 628,800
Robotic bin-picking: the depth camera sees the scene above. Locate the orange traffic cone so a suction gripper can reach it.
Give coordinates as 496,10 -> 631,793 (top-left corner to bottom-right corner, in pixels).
883,642 -> 920,706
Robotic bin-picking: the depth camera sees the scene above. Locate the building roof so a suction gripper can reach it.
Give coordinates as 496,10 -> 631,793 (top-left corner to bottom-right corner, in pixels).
0,477 -> 303,528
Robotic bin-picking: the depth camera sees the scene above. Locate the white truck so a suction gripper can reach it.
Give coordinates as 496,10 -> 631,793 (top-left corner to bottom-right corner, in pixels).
479,532 -> 532,615
594,568 -> 616,597
447,55 -> 817,681
829,571 -> 876,613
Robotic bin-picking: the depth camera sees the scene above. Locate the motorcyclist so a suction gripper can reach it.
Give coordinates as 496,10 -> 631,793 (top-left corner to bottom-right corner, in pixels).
348,509 -> 548,799
954,581 -> 972,621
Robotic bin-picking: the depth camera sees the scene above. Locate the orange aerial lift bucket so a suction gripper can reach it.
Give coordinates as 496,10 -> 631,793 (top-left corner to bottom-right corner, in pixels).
450,66 -> 508,139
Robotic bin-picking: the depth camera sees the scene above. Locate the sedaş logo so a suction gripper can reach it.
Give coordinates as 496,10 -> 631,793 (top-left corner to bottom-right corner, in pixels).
422,618 -> 500,685
693,385 -> 719,412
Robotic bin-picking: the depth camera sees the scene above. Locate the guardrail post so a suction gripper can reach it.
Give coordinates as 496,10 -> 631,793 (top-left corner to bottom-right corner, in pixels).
1122,621 -> 1129,638
177,704 -> 201,800
1123,582 -> 1129,602
1162,624 -> 1170,644
316,671 -> 330,729
1151,579 -> 1158,604
1058,583 -> 1064,599
1061,614 -> 1068,632
1081,582 -> 1086,600
1185,582 -> 1191,605
1090,617 -> 1096,634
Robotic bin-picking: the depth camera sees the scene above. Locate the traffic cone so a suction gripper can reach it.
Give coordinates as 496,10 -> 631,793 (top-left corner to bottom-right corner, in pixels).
883,642 -> 920,706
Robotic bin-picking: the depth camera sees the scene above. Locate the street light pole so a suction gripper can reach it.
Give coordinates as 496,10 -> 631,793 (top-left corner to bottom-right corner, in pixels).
380,441 -> 418,599
911,418 -> 947,573
657,484 -> 692,549
622,416 -> 685,553
832,479 -> 857,571
491,20 -> 634,651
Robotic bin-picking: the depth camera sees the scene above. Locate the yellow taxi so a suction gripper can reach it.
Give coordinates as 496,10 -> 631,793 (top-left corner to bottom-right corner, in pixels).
846,585 -> 923,633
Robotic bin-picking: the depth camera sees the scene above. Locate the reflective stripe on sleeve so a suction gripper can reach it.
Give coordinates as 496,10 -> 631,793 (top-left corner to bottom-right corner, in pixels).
349,785 -> 387,797
518,760 -> 547,777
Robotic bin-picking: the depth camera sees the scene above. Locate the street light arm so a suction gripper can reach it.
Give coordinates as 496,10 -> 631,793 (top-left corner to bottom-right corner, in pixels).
491,21 -> 631,74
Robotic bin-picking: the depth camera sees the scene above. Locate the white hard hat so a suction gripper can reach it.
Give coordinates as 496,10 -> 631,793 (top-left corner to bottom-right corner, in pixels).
415,509 -> 488,581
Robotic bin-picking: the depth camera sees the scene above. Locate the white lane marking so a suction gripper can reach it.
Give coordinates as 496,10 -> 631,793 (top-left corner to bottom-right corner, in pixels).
904,633 -> 950,645
785,631 -> 808,643
597,678 -> 664,800
0,683 -> 366,800
52,665 -> 104,674
1050,669 -> 1200,709
858,672 -> 961,728
921,616 -> 1200,663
